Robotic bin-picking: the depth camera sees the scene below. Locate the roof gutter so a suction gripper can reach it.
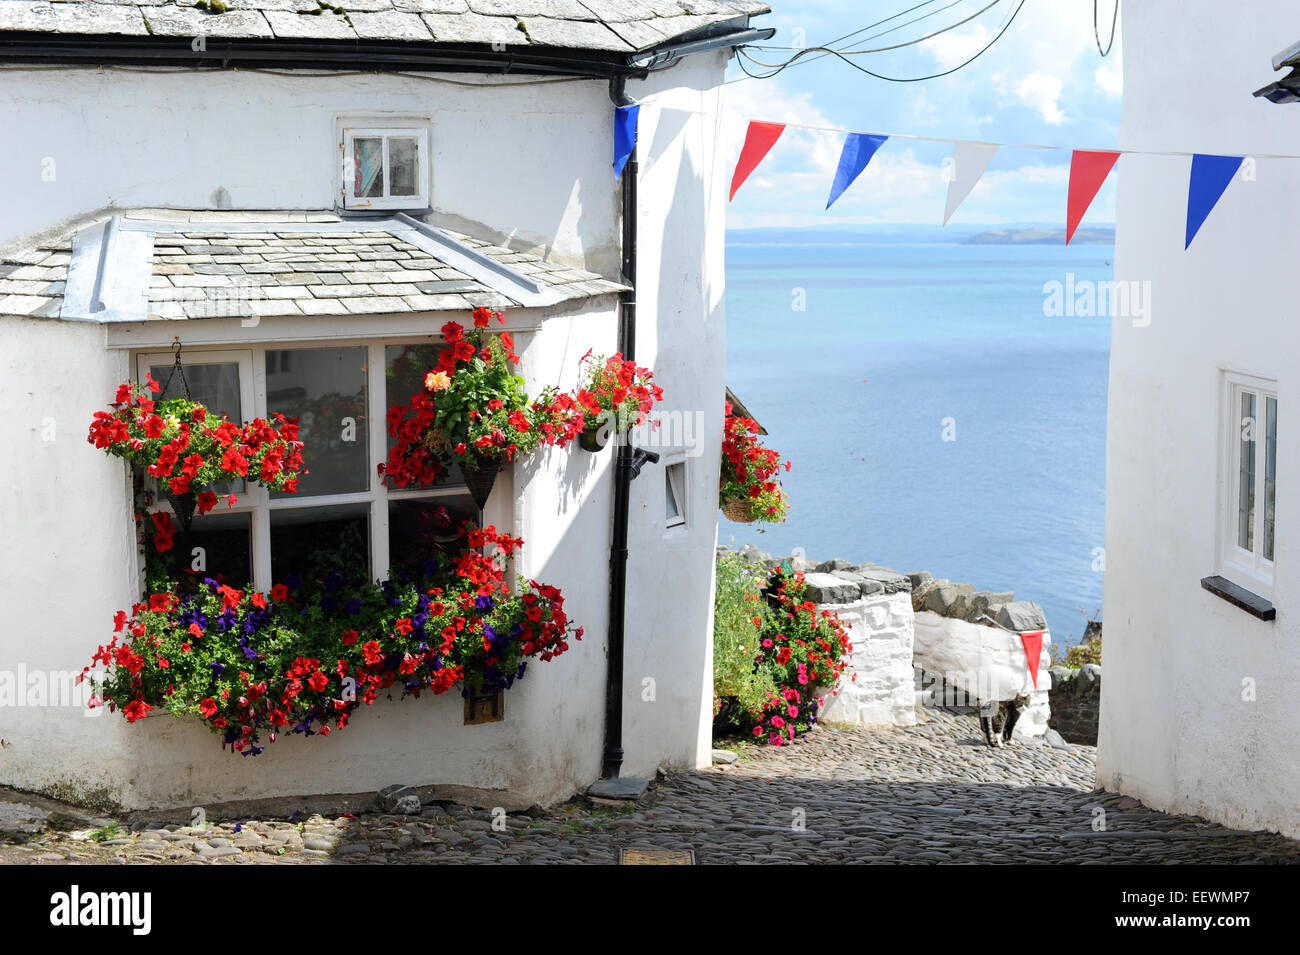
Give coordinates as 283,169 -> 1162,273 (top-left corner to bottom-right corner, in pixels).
0,22 -> 773,76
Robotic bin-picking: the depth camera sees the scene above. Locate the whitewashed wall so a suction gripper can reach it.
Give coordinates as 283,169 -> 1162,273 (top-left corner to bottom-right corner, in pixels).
0,53 -> 730,808
1100,0 -> 1300,838
817,591 -> 916,728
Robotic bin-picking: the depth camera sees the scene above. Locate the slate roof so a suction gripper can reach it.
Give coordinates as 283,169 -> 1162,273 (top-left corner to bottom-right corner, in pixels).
0,1 -> 771,52
0,210 -> 627,321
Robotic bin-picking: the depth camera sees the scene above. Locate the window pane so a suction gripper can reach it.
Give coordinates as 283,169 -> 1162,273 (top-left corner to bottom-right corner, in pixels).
384,343 -> 463,489
149,361 -> 240,420
150,360 -> 244,495
665,471 -> 680,521
389,494 -> 478,578
166,509 -> 252,593
353,137 -> 384,198
270,503 -> 370,585
267,347 -> 368,498
1238,390 -> 1257,552
1265,396 -> 1277,561
389,137 -> 419,197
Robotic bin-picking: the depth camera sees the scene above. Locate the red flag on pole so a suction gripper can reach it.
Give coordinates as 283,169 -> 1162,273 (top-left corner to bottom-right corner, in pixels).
1066,149 -> 1121,243
729,121 -> 786,202
1019,630 -> 1045,689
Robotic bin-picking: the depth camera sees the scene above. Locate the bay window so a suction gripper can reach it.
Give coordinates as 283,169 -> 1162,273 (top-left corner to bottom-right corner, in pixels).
138,340 -> 478,593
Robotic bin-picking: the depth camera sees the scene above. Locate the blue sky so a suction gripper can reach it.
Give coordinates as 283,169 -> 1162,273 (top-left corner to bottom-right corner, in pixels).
719,0 -> 1123,228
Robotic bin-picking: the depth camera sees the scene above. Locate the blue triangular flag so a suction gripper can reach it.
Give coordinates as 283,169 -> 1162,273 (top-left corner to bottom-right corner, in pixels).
827,132 -> 888,209
1186,154 -> 1244,248
614,104 -> 640,179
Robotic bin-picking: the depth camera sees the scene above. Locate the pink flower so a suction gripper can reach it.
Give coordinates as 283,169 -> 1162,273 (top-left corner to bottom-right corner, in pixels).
762,639 -> 773,648
770,715 -> 785,728
769,734 -> 784,746
787,705 -> 799,718
752,727 -> 763,737
797,673 -> 809,685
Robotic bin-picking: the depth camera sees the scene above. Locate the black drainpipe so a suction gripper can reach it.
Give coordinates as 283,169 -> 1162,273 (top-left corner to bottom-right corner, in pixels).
602,75 -> 657,779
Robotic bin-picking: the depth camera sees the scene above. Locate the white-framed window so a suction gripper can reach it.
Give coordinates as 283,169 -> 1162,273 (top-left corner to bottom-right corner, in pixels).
136,340 -> 478,593
339,124 -> 429,212
1219,371 -> 1277,594
665,458 -> 687,529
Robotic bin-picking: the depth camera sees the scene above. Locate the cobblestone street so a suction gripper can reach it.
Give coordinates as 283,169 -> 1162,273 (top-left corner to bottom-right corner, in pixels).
4,709 -> 1297,865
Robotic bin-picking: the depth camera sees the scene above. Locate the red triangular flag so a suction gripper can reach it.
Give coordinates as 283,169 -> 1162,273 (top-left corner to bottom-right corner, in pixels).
1019,630 -> 1045,689
729,121 -> 786,202
1066,149 -> 1121,243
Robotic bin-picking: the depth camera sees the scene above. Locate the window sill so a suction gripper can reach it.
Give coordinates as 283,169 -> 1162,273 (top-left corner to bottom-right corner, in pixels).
1201,575 -> 1276,620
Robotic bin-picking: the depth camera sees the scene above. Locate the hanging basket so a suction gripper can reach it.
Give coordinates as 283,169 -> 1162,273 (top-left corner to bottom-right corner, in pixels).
459,456 -> 501,510
578,422 -> 616,452
721,497 -> 755,523
163,488 -> 198,532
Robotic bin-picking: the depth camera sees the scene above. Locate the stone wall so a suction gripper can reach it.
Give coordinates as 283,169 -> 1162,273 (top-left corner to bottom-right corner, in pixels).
1047,665 -> 1101,744
723,547 -> 1061,740
800,568 -> 916,728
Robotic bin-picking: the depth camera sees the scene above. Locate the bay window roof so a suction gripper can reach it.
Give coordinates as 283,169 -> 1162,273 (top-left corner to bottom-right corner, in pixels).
0,210 -> 627,322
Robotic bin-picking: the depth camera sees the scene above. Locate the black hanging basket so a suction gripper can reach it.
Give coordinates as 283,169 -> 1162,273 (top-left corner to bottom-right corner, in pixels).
579,423 -> 609,452
163,488 -> 198,532
459,456 -> 501,510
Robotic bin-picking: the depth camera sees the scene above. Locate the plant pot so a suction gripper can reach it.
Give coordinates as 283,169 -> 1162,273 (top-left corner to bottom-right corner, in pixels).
459,456 -> 501,511
578,423 -> 610,452
721,497 -> 755,523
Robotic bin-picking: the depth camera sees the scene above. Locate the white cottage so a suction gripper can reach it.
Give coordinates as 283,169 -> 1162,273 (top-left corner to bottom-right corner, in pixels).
0,0 -> 772,810
1101,0 -> 1300,838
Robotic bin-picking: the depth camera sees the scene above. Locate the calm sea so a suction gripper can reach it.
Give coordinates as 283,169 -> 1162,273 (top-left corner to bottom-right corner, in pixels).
722,231 -> 1113,646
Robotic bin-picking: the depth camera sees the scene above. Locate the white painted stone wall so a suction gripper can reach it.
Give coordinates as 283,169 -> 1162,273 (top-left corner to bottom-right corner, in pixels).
912,611 -> 1051,738
1101,0 -> 1300,839
0,54 -> 731,809
817,591 -> 916,728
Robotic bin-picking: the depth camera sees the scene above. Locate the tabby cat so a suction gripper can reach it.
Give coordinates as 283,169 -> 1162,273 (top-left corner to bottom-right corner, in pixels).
978,695 -> 1029,747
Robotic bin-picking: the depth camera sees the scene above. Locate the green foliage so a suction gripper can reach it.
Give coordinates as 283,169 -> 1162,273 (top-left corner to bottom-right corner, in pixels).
711,553 -> 778,722
1059,633 -> 1102,667
90,820 -> 124,843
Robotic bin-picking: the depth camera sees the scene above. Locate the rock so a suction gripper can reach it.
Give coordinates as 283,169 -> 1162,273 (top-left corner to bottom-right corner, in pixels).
377,784 -> 420,812
1044,729 -> 1072,751
962,591 -> 1015,624
394,795 -> 422,815
738,545 -> 770,564
1078,664 -> 1102,690
711,749 -> 738,766
923,583 -> 967,615
997,601 -> 1047,632
815,558 -> 854,572
907,571 -> 933,591
853,565 -> 911,594
801,572 -> 859,605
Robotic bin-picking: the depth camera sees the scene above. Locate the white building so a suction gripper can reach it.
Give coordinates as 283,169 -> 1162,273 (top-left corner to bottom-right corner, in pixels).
1100,0 -> 1300,838
0,1 -> 771,810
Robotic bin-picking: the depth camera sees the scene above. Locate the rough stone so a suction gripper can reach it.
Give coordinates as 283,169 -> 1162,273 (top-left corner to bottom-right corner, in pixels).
377,784 -> 418,812
801,572 -> 860,605
711,749 -> 738,766
997,601 -> 1048,632
814,558 -> 854,573
853,565 -> 912,594
393,795 -> 422,815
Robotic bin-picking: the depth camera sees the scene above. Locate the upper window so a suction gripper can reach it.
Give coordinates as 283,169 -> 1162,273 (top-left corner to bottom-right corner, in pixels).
665,459 -> 687,530
1220,372 -> 1277,593
340,125 -> 429,212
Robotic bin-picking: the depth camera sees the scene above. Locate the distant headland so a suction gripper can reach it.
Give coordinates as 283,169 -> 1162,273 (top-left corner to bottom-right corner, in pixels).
963,226 -> 1115,245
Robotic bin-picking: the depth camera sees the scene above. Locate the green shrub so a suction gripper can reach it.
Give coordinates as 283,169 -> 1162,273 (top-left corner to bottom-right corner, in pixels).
712,554 -> 777,726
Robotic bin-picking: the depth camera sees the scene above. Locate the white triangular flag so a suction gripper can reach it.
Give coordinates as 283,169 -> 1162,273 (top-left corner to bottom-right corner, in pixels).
943,141 -> 999,225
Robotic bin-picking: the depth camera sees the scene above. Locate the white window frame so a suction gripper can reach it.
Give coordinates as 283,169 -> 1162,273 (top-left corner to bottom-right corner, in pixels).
339,124 -> 430,212
664,454 -> 688,530
1217,369 -> 1277,596
135,339 -> 480,594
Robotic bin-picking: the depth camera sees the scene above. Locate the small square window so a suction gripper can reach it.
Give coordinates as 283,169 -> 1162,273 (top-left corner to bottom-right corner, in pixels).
666,461 -> 686,529
340,125 -> 429,211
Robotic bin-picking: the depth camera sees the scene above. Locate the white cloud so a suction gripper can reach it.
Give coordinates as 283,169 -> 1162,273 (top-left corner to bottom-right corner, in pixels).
1015,72 -> 1066,125
1094,62 -> 1122,99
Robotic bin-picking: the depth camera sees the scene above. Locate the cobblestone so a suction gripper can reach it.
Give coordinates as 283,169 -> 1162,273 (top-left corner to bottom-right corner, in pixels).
2,708 -> 1297,864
